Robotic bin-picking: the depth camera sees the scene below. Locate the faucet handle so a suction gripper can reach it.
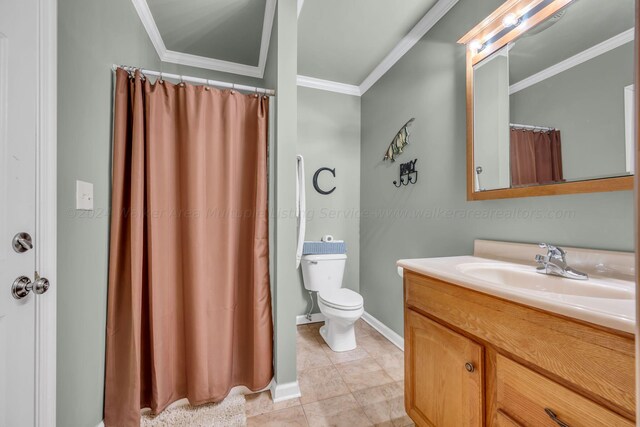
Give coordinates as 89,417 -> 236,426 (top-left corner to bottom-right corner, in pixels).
535,254 -> 548,264
538,243 -> 566,261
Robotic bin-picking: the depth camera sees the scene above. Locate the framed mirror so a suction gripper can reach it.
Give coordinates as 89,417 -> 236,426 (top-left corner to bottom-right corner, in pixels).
459,0 -> 635,200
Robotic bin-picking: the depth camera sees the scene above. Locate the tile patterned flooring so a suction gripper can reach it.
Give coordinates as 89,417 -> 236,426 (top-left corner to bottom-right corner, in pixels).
246,320 -> 413,426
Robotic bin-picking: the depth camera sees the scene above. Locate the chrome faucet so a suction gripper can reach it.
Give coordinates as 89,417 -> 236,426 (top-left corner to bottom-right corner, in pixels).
535,243 -> 588,280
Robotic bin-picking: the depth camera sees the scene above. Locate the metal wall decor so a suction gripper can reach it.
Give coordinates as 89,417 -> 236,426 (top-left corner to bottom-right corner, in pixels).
383,118 -> 415,162
313,167 -> 336,195
394,159 -> 418,187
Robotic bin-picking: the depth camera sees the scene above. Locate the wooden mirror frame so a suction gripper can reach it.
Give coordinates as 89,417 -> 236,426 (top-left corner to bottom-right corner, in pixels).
458,0 -> 634,201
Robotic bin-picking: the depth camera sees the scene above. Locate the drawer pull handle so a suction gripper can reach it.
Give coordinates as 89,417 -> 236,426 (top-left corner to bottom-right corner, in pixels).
544,408 -> 570,427
464,362 -> 475,373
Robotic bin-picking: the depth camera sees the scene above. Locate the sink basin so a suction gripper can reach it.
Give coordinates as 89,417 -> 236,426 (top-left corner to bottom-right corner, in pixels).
456,263 -> 634,300
398,241 -> 636,333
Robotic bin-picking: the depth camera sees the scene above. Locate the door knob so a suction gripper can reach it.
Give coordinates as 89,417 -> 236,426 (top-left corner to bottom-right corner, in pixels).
12,232 -> 33,253
11,275 -> 50,299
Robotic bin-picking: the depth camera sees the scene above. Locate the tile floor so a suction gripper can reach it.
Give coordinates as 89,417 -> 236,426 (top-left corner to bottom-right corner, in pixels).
246,320 -> 413,426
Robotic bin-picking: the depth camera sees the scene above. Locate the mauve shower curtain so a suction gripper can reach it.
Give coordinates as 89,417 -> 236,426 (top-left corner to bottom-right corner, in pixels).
510,129 -> 564,186
105,69 -> 273,426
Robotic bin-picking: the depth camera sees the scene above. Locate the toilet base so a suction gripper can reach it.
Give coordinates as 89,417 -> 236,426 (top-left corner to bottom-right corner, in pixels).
318,307 -> 363,352
320,322 -> 357,352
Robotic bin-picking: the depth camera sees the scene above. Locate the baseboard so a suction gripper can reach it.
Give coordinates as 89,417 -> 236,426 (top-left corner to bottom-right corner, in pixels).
96,422 -> 104,427
270,380 -> 302,403
295,313 -> 326,325
362,311 -> 404,351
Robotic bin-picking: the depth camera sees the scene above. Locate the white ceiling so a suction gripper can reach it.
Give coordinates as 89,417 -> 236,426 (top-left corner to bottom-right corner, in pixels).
131,0 -> 275,78
131,0 -> 460,94
297,0 -> 441,85
147,0 -> 267,67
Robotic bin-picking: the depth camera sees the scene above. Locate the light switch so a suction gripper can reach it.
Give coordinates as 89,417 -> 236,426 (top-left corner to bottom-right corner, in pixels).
76,180 -> 94,210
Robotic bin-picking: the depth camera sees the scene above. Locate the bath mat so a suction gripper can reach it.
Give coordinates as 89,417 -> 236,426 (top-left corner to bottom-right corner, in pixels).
141,394 -> 246,427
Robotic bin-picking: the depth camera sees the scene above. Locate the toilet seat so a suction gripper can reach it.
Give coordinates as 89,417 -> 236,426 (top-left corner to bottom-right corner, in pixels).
318,288 -> 363,311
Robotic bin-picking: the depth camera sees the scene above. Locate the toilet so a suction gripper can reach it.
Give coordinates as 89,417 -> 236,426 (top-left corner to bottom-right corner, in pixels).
301,253 -> 364,352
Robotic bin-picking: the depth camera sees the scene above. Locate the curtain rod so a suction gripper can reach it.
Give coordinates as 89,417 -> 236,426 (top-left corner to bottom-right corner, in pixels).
510,123 -> 555,132
112,65 -> 276,96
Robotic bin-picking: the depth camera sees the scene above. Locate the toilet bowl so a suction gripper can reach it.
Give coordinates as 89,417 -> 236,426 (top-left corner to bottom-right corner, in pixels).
301,253 -> 364,352
317,288 -> 364,352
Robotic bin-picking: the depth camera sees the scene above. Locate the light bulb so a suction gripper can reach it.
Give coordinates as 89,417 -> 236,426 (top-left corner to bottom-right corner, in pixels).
469,39 -> 483,52
502,13 -> 521,28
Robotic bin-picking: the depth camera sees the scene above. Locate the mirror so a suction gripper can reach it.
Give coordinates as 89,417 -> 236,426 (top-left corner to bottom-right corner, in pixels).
460,0 -> 635,200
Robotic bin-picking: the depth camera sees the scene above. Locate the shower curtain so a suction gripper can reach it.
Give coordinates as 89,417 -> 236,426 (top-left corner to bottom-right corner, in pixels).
510,128 -> 564,186
104,69 -> 273,427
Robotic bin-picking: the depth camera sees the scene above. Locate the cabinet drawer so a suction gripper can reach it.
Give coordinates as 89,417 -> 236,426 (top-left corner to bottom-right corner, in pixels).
495,411 -> 522,427
496,354 -> 633,427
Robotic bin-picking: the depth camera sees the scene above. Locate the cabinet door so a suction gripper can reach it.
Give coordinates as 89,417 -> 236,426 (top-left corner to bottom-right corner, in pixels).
405,309 -> 483,426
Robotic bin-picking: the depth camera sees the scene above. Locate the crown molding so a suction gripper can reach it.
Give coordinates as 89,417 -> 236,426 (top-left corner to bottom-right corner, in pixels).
510,28 -> 635,95
131,0 -> 276,79
131,0 -> 167,58
162,50 -> 263,78
359,0 -> 460,94
297,0 -> 305,18
258,0 -> 277,77
297,75 -> 362,96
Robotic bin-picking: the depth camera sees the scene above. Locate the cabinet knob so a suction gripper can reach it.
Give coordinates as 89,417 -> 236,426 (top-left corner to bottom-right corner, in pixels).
464,362 -> 475,373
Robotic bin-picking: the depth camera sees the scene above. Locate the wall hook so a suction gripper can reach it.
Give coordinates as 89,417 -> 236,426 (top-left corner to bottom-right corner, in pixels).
393,159 -> 418,187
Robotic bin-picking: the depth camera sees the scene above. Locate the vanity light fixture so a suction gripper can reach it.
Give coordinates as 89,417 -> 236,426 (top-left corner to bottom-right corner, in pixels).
502,13 -> 522,28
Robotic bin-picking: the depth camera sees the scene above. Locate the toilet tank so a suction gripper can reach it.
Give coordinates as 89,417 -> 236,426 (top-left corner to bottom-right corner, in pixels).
301,254 -> 347,292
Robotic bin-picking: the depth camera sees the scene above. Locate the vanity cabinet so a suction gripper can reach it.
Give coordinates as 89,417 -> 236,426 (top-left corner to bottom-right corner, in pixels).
403,270 -> 635,427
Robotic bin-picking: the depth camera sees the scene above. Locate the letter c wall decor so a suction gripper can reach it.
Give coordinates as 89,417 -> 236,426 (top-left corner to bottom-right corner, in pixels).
313,167 -> 336,195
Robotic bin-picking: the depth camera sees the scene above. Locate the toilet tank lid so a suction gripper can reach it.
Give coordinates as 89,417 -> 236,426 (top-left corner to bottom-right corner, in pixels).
302,253 -> 347,261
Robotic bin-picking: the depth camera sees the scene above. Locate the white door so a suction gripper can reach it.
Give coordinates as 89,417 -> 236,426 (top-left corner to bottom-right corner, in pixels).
0,0 -> 49,425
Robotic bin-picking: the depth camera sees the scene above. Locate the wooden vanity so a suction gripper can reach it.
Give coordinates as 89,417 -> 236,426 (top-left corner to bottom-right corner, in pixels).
403,269 -> 635,427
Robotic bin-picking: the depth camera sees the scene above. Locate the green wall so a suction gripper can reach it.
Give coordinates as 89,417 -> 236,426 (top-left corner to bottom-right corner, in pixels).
57,0 -> 267,425
296,87 -> 361,315
359,0 -> 635,337
266,0 -> 300,387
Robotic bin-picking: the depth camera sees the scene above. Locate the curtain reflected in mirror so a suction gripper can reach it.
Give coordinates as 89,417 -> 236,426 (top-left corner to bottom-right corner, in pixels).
510,127 -> 563,187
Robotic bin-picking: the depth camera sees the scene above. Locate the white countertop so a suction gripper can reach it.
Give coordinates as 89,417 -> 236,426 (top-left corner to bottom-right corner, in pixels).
397,240 -> 635,334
